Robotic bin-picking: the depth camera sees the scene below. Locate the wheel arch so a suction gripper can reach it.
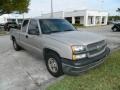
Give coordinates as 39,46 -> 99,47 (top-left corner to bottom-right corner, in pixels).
43,48 -> 61,60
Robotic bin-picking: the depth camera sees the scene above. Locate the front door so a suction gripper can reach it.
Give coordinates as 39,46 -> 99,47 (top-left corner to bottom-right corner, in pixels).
25,19 -> 43,55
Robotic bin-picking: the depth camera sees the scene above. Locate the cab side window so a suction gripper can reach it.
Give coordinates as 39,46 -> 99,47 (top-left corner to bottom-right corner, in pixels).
22,20 -> 29,32
28,19 -> 39,35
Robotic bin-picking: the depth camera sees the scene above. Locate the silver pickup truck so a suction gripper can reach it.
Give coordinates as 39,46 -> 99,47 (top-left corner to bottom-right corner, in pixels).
10,18 -> 110,77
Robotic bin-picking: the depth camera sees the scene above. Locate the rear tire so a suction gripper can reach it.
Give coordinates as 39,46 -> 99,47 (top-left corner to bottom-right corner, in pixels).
45,52 -> 64,77
13,40 -> 21,51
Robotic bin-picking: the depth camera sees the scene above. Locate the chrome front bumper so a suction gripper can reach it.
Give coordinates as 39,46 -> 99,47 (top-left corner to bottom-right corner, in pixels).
61,47 -> 110,75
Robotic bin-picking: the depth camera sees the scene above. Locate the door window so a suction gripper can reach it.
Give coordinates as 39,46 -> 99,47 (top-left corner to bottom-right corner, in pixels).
28,19 -> 39,35
22,20 -> 29,32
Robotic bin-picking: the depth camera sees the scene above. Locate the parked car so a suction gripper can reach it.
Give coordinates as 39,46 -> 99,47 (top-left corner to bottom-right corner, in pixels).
111,23 -> 120,32
4,22 -> 18,31
10,18 -> 110,77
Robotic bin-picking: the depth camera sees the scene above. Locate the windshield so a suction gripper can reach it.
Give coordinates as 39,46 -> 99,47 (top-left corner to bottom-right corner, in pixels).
39,19 -> 76,34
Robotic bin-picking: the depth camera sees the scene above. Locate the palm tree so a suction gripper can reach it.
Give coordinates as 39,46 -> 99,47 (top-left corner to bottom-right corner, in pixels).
116,8 -> 120,16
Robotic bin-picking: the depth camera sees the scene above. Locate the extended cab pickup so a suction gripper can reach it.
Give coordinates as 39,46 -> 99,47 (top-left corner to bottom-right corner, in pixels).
10,18 -> 110,77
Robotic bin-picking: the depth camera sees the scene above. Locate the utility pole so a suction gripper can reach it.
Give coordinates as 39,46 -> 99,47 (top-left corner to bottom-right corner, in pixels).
97,0 -> 104,11
51,0 -> 53,18
100,0 -> 104,10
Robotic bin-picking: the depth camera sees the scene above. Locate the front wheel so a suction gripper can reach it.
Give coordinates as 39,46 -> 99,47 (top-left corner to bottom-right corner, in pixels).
112,27 -> 117,32
13,40 -> 21,51
45,53 -> 63,77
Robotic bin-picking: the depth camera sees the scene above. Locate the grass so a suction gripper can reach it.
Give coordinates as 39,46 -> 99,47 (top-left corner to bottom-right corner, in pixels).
0,30 -> 7,36
47,50 -> 120,90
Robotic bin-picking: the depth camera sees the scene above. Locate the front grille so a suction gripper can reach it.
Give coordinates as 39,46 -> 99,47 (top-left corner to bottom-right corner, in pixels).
87,40 -> 106,57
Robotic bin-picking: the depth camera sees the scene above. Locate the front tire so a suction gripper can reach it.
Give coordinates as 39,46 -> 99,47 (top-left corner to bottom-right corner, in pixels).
13,40 -> 21,51
112,27 -> 117,32
45,53 -> 63,77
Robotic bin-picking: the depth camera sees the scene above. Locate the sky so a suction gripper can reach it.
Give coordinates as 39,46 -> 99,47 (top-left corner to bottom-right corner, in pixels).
24,0 -> 120,17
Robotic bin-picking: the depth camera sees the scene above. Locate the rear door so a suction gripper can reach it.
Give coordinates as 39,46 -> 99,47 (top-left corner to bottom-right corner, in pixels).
19,19 -> 30,49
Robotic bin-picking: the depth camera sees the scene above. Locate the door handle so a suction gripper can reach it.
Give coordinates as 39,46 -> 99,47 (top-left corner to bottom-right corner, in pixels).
26,35 -> 28,38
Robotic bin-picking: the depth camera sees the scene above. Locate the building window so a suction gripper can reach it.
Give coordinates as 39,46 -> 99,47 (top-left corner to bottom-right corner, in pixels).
91,17 -> 93,24
102,17 -> 105,24
75,17 -> 80,24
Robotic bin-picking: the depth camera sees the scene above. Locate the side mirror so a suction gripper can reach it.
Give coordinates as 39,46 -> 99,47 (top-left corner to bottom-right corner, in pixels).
28,29 -> 40,35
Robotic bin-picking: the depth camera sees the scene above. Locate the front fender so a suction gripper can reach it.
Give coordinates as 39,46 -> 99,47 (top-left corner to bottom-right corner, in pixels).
43,43 -> 72,60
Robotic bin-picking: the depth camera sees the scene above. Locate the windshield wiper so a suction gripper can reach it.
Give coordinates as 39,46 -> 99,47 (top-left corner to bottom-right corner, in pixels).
44,31 -> 60,34
44,29 -> 73,34
64,29 -> 74,32
50,31 -> 61,33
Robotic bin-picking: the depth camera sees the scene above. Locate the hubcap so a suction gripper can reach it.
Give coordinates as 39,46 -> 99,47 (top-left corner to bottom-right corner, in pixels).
113,28 -> 117,31
48,58 -> 58,73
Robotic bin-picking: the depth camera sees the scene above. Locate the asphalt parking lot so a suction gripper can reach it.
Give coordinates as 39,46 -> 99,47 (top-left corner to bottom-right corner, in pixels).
0,36 -> 54,90
0,25 -> 120,90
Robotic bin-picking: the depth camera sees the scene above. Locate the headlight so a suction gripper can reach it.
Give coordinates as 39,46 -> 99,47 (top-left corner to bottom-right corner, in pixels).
72,54 -> 87,60
72,45 -> 86,54
71,45 -> 87,60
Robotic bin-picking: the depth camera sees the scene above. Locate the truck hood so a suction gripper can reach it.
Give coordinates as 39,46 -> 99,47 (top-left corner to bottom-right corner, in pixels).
45,31 -> 105,45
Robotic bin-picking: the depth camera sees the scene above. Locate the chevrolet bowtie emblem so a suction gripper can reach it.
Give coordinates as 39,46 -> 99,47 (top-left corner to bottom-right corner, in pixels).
96,46 -> 101,51
97,46 -> 101,49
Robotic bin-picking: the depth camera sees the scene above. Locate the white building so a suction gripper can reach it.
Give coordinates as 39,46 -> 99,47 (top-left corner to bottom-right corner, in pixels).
0,14 -> 27,24
41,10 -> 108,26
0,14 -> 10,24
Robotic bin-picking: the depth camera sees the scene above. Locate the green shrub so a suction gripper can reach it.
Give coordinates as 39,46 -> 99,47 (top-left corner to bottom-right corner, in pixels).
73,23 -> 84,27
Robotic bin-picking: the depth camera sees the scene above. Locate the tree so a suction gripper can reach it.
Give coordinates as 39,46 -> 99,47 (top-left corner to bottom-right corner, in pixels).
108,16 -> 120,21
0,0 -> 30,15
116,8 -> 120,14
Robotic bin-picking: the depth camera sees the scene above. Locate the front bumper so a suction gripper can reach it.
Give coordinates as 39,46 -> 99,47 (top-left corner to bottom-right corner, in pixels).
61,47 -> 110,75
